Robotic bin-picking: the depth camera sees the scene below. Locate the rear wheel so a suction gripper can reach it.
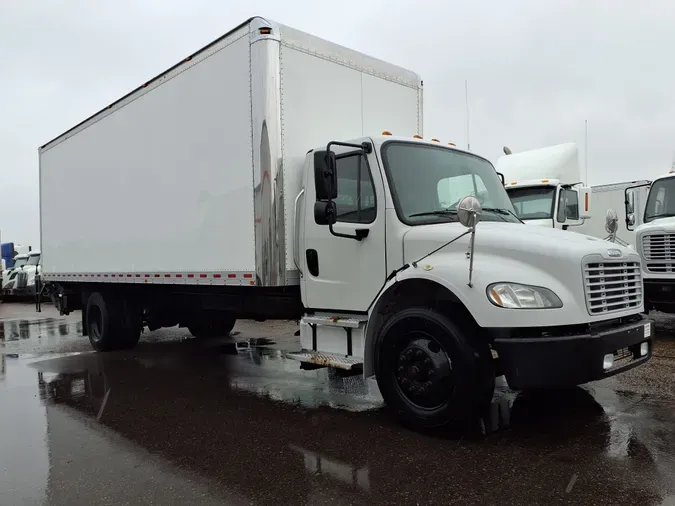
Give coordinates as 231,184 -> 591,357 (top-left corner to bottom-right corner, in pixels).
188,314 -> 236,339
86,292 -> 141,351
374,307 -> 494,431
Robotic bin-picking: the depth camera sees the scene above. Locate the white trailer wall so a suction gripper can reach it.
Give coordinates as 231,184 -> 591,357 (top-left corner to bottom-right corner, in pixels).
40,27 -> 255,277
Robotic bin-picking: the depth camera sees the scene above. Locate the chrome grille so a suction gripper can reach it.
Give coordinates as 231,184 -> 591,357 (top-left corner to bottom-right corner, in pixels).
15,271 -> 27,288
642,233 -> 675,273
583,260 -> 642,315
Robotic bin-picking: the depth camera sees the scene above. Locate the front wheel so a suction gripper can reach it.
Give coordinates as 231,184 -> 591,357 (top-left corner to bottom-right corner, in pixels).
374,307 -> 494,432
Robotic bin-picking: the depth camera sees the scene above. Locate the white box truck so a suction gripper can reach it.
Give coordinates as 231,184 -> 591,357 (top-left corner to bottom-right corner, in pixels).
39,17 -> 654,431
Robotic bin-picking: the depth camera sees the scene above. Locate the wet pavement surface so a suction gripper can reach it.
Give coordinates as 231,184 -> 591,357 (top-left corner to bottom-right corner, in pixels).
2,304 -> 675,505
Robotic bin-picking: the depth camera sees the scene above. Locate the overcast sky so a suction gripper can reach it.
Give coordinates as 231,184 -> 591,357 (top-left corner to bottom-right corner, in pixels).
1,0 -> 674,247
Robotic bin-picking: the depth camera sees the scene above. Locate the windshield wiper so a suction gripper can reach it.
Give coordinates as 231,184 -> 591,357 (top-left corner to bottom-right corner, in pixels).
409,210 -> 459,219
482,207 -> 522,221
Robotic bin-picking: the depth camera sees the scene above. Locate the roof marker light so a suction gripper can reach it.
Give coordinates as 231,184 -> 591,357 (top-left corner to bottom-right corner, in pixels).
413,135 -> 423,139
382,131 -> 392,136
448,142 -> 456,146
431,138 -> 440,142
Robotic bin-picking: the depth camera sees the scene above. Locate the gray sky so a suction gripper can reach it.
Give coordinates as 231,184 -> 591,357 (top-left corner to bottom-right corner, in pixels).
2,0 -> 673,247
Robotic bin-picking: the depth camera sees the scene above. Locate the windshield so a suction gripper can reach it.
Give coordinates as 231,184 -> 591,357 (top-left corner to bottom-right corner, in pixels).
645,177 -> 675,222
507,186 -> 556,220
26,254 -> 40,266
381,142 -> 520,224
12,257 -> 27,269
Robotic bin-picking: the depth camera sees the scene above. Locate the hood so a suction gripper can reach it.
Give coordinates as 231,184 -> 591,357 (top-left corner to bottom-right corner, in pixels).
521,218 -> 553,228
636,216 -> 675,235
403,221 -> 634,266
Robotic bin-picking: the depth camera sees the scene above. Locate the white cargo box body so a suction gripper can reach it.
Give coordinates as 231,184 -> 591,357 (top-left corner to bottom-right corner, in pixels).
39,17 -> 422,287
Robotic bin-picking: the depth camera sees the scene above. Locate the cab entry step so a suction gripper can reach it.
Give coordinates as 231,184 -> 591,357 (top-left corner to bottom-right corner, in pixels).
286,351 -> 363,370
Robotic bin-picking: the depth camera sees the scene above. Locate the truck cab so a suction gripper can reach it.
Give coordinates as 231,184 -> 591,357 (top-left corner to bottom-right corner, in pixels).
2,253 -> 29,295
628,172 -> 675,312
292,134 -> 652,429
497,143 -> 592,228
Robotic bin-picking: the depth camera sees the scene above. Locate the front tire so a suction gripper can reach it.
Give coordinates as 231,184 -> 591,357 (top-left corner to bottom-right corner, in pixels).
86,292 -> 141,351
374,307 -> 494,432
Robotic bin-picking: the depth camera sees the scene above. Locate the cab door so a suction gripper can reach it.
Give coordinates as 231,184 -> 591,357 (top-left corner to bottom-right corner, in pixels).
299,147 -> 387,312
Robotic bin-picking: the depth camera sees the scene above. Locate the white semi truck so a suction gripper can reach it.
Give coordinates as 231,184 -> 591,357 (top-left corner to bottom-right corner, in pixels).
39,17 -> 653,430
627,172 -> 675,312
499,143 -> 649,245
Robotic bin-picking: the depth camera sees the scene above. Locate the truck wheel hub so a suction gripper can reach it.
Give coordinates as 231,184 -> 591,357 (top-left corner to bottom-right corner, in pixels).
395,336 -> 452,408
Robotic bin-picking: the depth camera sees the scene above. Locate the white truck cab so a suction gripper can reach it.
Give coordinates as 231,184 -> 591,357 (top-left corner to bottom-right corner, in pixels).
627,172 -> 675,312
2,253 -> 29,295
497,143 -> 592,229
16,250 -> 41,296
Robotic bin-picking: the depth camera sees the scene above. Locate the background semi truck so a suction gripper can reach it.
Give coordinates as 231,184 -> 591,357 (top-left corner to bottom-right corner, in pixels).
39,17 -> 654,430
627,172 -> 675,312
498,143 -> 650,245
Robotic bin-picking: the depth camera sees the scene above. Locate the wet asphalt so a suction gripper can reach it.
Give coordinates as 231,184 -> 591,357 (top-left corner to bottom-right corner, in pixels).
2,304 -> 675,505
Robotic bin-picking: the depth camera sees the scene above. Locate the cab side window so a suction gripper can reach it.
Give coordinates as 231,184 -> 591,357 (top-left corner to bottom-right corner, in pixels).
334,154 -> 376,224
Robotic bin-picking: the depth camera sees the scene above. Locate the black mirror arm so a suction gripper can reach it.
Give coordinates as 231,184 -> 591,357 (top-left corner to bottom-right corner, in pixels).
329,224 -> 369,241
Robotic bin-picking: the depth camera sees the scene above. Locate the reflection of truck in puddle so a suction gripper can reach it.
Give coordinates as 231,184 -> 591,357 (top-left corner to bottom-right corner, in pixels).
32,352 -> 666,505
40,16 -> 653,431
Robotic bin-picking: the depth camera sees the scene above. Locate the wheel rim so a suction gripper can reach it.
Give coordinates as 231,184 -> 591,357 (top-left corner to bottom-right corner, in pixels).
394,333 -> 453,410
89,306 -> 103,344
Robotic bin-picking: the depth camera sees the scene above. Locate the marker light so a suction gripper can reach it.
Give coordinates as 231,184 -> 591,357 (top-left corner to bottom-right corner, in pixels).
431,138 -> 440,142
413,135 -> 423,139
448,142 -> 456,146
585,193 -> 589,212
382,131 -> 392,136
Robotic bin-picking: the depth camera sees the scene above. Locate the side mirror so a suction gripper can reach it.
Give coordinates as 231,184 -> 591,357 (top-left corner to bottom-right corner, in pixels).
314,201 -> 337,226
605,208 -> 619,235
577,187 -> 591,219
457,196 -> 482,229
313,150 -> 338,201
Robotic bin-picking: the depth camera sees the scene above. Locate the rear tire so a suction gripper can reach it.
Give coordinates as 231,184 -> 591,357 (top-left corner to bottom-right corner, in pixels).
374,306 -> 494,432
188,314 -> 236,338
86,292 -> 141,351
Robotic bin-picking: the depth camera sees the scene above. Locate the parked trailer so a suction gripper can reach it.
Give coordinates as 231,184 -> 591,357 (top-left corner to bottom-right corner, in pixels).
40,17 -> 653,431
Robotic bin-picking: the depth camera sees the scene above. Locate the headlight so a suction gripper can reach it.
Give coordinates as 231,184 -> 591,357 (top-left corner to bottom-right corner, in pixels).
487,282 -> 562,309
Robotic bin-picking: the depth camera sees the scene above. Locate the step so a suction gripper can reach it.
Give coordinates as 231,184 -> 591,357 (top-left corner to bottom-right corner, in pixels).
302,315 -> 368,329
286,351 -> 363,370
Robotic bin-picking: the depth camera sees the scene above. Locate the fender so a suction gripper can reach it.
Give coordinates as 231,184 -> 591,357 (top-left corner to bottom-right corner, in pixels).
363,268 -> 470,378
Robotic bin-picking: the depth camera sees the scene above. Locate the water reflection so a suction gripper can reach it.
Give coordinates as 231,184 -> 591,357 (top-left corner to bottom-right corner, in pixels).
20,345 -> 673,505
0,318 -> 82,342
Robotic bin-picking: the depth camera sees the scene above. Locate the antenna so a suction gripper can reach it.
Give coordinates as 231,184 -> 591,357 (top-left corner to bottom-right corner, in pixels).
584,119 -> 588,184
465,79 -> 470,151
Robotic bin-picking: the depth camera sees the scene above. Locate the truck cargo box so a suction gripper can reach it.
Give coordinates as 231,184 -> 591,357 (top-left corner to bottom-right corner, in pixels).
39,17 -> 422,288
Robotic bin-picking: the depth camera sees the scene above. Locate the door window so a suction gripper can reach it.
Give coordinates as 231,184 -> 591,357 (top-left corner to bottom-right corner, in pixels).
334,154 -> 377,224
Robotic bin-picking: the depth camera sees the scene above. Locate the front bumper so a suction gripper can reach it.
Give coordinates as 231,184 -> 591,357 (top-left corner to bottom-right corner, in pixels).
643,279 -> 675,313
493,318 -> 654,390
11,284 -> 36,296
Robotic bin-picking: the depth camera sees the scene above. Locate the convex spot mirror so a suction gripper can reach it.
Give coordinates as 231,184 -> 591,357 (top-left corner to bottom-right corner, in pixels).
458,196 -> 482,228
